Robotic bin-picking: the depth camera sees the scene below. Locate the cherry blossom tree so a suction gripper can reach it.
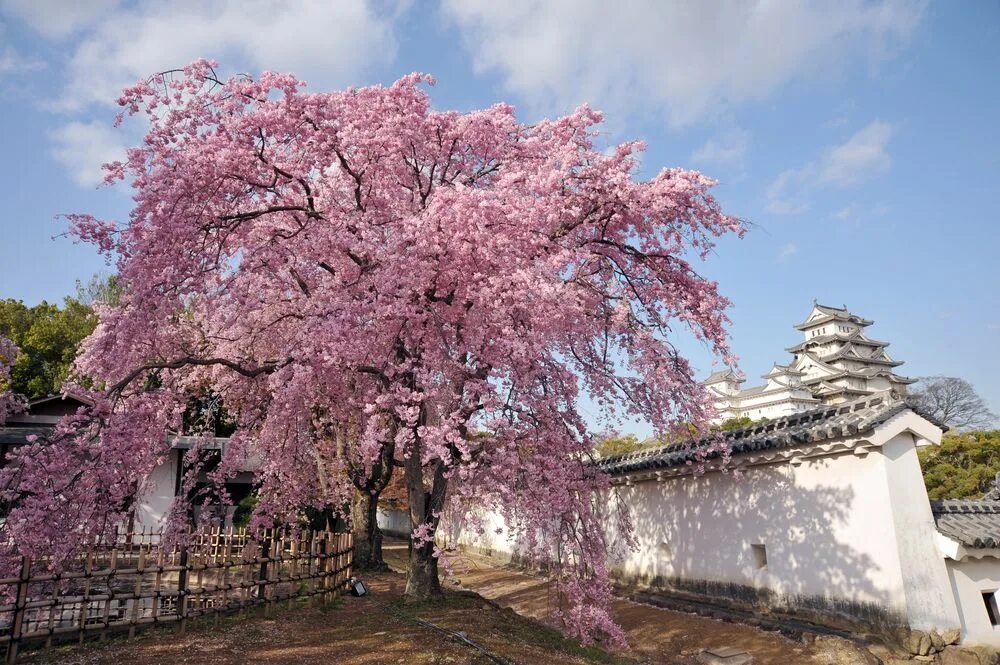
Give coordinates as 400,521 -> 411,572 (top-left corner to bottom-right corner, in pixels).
0,61 -> 742,644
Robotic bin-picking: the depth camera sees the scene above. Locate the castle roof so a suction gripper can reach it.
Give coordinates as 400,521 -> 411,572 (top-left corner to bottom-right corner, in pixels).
763,363 -> 804,378
598,394 -> 941,477
786,329 -> 890,353
931,501 -> 1000,549
705,368 -> 743,385
819,343 -> 903,367
794,303 -> 873,331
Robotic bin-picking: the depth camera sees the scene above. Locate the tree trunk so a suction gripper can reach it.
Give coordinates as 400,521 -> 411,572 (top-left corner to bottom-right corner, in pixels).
351,488 -> 388,571
405,541 -> 442,599
401,420 -> 449,601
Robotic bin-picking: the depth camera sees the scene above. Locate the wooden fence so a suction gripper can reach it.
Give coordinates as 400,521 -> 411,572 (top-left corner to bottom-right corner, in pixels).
0,528 -> 353,663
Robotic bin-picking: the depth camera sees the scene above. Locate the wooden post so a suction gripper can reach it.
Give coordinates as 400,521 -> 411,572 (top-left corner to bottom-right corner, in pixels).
151,546 -> 164,625
324,532 -> 333,604
308,531 -> 317,607
288,534 -> 298,610
99,548 -> 118,642
345,532 -> 353,591
6,557 -> 31,665
78,551 -> 93,645
128,546 -> 146,640
219,527 -> 232,621
257,531 -> 271,611
177,545 -> 190,636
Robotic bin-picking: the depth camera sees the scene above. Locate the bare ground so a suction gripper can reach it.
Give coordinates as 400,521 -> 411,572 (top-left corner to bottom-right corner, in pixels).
23,568 -> 628,665
22,541 -> 884,665
381,542 -> 884,665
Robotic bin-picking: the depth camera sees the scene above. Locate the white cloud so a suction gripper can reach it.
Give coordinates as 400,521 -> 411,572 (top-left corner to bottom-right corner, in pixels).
49,121 -> 127,188
4,0 -> 403,185
766,121 -> 895,215
1,0 -> 119,39
24,0 -> 401,112
816,121 -> 894,186
691,126 -> 750,170
766,170 -> 809,215
441,0 -> 925,126
0,46 -> 45,75
778,242 -> 800,261
831,206 -> 854,220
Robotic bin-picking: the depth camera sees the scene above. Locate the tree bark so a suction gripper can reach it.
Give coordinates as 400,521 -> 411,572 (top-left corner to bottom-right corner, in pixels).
405,540 -> 442,599
402,421 -> 449,600
351,488 -> 388,571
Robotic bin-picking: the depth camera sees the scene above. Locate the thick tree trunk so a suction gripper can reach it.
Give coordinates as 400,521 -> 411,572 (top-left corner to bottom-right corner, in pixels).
405,542 -> 442,599
351,489 -> 388,571
401,421 -> 449,601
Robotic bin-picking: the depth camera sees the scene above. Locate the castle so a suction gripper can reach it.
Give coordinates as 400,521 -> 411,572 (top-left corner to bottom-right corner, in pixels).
705,303 -> 916,423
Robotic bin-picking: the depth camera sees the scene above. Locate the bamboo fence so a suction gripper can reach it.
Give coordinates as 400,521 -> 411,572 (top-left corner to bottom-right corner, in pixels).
0,527 -> 353,663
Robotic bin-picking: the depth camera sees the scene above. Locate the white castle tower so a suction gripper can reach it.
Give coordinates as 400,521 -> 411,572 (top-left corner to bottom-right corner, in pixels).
705,303 -> 915,423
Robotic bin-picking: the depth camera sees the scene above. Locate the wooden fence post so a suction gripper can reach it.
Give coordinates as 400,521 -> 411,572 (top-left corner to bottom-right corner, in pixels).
6,557 -> 31,665
177,545 -> 190,636
257,531 -> 271,614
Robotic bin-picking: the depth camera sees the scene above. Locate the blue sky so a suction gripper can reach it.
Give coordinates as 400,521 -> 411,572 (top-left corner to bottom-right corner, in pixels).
0,1 -> 997,427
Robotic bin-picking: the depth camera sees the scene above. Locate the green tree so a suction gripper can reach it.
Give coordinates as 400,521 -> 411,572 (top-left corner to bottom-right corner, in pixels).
594,433 -> 645,457
0,297 -> 97,398
718,416 -> 756,431
918,430 -> 1000,499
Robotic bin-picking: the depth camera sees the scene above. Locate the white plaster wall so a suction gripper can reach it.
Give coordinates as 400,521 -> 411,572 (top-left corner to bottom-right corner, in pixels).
377,507 -> 412,537
945,557 -> 1000,646
605,450 -> 912,614
133,449 -> 178,534
880,433 -> 962,630
445,439 -> 957,629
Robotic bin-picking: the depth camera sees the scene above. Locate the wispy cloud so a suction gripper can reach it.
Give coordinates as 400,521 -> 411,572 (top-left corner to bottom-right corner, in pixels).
442,0 -> 925,125
3,0 -> 403,113
2,0 -> 406,186
766,171 -> 809,215
1,0 -> 119,39
0,46 -> 45,76
49,121 -> 127,188
767,121 -> 896,215
831,206 -> 854,220
778,242 -> 800,261
816,121 -> 894,186
691,126 -> 750,171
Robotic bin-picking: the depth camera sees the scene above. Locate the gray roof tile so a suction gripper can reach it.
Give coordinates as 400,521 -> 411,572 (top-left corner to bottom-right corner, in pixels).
597,393 -> 942,477
931,501 -> 1000,548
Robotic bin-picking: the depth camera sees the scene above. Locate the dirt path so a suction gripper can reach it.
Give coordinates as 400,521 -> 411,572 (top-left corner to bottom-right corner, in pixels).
381,541 -> 879,665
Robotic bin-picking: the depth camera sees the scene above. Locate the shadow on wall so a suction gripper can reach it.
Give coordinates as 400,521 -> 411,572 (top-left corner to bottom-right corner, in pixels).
440,454 -> 912,634
613,458 -> 908,633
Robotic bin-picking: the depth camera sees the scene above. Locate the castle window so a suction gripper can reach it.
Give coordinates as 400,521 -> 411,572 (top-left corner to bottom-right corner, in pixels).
751,544 -> 767,570
984,591 -> 1000,626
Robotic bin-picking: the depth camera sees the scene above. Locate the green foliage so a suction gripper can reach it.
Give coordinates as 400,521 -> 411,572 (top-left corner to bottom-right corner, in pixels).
232,494 -> 258,527
718,416 -> 756,431
918,430 -> 1000,499
595,416 -> 767,458
594,433 -> 643,457
0,296 -> 97,398
75,273 -> 123,307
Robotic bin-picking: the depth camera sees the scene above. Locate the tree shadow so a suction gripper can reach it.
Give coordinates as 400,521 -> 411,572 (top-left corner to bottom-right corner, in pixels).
606,458 -> 907,633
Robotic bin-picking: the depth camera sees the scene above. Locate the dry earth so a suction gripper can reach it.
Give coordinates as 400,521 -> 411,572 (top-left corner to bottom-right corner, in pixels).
23,541 -> 884,665
381,541 -> 884,665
